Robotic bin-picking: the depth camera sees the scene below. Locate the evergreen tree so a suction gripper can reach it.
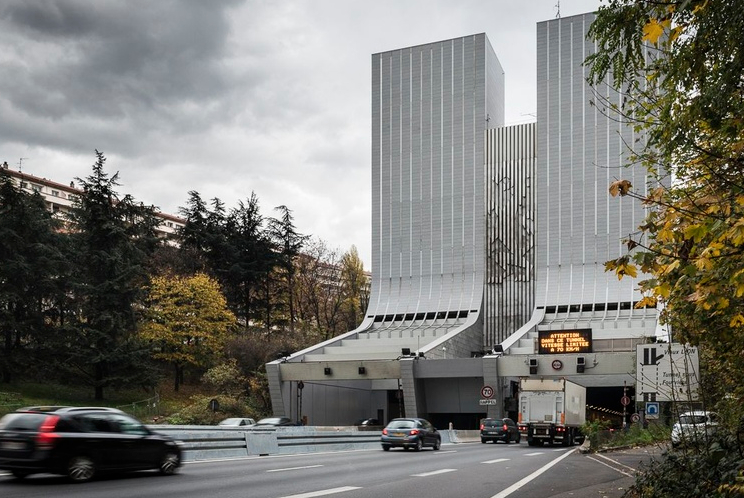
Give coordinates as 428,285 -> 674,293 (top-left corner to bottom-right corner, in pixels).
0,170 -> 66,382
65,151 -> 161,399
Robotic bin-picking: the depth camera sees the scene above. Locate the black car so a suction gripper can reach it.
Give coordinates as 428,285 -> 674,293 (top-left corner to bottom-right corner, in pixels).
381,418 -> 441,451
480,417 -> 520,444
0,406 -> 182,482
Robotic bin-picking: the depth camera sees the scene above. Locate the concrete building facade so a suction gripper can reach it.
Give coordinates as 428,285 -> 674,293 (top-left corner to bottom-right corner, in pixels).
266,13 -> 661,429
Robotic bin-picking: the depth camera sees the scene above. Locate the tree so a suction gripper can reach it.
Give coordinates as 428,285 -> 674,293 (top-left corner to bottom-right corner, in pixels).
0,171 -> 66,382
339,245 -> 369,331
64,151 -> 162,399
268,205 -> 308,333
140,273 -> 236,391
586,0 -> 744,422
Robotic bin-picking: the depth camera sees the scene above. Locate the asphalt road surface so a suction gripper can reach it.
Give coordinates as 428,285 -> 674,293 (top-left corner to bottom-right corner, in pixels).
0,442 -> 660,498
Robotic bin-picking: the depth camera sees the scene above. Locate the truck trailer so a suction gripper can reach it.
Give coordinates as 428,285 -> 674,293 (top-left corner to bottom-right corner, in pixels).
519,378 -> 586,446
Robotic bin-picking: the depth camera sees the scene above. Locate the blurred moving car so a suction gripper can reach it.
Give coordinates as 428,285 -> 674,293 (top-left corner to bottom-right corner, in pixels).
252,417 -> 294,427
381,418 -> 441,451
354,418 -> 381,427
671,410 -> 719,448
218,417 -> 256,427
480,417 -> 521,444
0,406 -> 181,483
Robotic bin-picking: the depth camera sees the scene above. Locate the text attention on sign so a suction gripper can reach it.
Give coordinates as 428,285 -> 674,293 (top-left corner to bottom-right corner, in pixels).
538,329 -> 592,354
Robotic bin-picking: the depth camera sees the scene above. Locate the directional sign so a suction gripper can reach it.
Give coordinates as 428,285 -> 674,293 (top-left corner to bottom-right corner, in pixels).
636,343 -> 700,402
646,402 -> 660,420
481,385 -> 494,399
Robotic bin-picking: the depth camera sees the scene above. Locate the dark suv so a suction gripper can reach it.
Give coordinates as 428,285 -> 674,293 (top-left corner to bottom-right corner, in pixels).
0,406 -> 182,482
480,417 -> 520,444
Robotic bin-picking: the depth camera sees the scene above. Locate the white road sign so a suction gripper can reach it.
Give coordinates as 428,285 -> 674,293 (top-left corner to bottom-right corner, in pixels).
636,343 -> 699,402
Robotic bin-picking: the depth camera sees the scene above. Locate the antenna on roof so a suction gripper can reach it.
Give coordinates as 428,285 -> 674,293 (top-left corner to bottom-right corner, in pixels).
18,157 -> 28,172
555,0 -> 561,18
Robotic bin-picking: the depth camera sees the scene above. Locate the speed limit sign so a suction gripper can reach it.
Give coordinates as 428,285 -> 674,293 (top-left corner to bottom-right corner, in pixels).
481,385 -> 494,399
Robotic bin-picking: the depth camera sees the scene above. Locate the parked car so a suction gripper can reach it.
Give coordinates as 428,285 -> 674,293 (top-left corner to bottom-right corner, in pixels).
218,417 -> 256,427
480,417 -> 520,444
381,418 -> 441,451
252,417 -> 295,428
671,410 -> 719,448
0,406 -> 182,483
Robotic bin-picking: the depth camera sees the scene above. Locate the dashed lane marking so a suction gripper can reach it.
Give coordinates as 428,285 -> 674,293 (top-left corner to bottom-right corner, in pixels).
268,465 -> 324,473
482,458 -> 510,464
411,468 -> 458,477
278,486 -> 362,498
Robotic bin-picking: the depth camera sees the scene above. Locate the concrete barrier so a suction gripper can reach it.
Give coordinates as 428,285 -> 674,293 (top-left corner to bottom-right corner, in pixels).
148,425 -> 474,461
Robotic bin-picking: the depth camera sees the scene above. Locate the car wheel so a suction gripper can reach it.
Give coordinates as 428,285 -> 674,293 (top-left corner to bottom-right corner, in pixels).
11,470 -> 30,479
514,433 -> 521,444
382,445 -> 391,451
159,451 -> 180,475
505,435 -> 512,444
481,438 -> 487,444
68,455 -> 95,483
414,439 -> 423,451
433,438 -> 441,451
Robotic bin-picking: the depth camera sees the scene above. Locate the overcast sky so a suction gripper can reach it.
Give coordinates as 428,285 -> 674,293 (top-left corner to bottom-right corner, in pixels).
0,0 -> 601,270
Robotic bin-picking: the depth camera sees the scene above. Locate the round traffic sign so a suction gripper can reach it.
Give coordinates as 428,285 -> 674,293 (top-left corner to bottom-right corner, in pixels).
481,385 -> 494,399
630,413 -> 641,423
621,395 -> 631,406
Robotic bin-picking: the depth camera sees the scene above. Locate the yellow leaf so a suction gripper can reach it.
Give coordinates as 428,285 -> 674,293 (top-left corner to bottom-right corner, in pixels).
609,179 -> 633,197
669,26 -> 683,43
730,314 -> 744,328
643,19 -> 665,44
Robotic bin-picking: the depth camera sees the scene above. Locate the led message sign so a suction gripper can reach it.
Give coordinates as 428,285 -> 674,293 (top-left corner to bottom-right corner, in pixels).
538,329 -> 592,354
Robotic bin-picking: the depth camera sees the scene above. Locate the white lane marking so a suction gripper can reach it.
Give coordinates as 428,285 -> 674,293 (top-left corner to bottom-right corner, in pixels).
267,465 -> 323,473
411,468 -> 458,477
586,456 -> 635,477
594,452 -> 638,473
490,448 -> 577,498
482,458 -> 510,464
278,486 -> 361,498
435,450 -> 457,454
524,452 -> 544,456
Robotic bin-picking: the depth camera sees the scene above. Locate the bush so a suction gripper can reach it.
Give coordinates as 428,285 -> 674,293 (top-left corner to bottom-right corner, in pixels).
164,394 -> 256,425
626,434 -> 744,498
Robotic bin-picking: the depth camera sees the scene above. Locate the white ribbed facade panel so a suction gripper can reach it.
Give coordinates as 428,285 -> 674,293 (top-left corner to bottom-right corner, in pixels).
370,34 -> 504,319
536,13 -> 652,311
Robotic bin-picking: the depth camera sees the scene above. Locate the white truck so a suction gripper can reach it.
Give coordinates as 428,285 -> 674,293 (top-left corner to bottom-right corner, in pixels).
518,378 -> 586,446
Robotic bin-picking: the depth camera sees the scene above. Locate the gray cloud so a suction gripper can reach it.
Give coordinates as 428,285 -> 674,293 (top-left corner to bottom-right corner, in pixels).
0,0 -> 600,269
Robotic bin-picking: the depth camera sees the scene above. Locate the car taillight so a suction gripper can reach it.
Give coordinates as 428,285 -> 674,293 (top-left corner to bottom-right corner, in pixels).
409,429 -> 419,435
503,424 -> 508,431
556,426 -> 564,433
35,415 -> 60,450
382,428 -> 388,435
480,424 -> 485,430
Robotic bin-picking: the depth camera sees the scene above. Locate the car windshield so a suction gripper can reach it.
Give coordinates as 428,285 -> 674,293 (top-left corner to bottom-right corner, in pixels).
679,415 -> 709,424
387,420 -> 415,429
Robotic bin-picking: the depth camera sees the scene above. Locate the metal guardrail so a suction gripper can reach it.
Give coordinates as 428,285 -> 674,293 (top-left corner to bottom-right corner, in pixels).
148,426 -> 470,461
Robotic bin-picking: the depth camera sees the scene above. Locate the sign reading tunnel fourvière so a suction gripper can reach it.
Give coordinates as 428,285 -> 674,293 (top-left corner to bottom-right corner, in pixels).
538,329 -> 593,354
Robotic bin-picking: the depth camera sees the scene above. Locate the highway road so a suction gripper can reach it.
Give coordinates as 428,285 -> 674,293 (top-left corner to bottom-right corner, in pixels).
0,442 -> 658,498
